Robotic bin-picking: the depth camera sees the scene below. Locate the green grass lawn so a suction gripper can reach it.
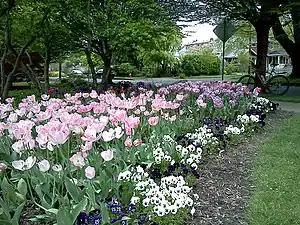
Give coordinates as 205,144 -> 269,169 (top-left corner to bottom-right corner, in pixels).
8,89 -> 40,103
248,114 -> 300,225
260,94 -> 300,103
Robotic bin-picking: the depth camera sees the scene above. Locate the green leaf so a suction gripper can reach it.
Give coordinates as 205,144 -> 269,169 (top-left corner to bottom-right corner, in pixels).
0,219 -> 12,225
46,208 -> 59,215
0,153 -> 12,162
15,192 -> 25,202
100,202 -> 109,224
11,202 -> 25,225
42,195 -> 52,208
71,198 -> 87,223
86,183 -> 95,205
65,178 -> 80,202
57,208 -> 73,225
17,179 -> 27,197
34,185 -> 43,199
0,197 -> 10,220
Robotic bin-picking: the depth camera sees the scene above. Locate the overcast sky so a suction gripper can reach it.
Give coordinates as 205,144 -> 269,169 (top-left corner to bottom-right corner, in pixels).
181,23 -> 217,45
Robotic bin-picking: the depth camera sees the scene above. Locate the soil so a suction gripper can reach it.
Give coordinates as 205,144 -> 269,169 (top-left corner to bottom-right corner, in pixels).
187,110 -> 294,225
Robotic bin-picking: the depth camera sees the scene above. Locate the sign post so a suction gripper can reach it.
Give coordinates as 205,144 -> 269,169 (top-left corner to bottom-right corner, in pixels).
213,20 -> 235,80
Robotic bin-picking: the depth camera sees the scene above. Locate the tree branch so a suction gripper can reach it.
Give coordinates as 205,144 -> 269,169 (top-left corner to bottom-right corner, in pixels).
272,15 -> 295,56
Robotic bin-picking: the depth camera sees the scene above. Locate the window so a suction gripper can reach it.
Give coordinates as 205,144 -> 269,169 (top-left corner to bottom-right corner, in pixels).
279,56 -> 286,64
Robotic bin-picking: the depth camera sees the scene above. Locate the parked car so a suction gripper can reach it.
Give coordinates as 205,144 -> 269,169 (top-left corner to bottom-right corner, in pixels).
71,69 -> 83,75
96,69 -> 104,74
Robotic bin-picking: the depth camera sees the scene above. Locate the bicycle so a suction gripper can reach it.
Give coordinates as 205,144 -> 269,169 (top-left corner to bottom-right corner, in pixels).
238,63 -> 290,95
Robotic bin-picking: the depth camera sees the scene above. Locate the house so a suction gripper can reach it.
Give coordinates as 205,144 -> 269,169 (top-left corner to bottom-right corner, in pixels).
250,42 -> 292,74
177,39 -> 214,56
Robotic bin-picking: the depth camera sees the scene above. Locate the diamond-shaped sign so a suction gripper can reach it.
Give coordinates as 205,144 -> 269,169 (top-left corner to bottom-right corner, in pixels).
213,20 -> 235,43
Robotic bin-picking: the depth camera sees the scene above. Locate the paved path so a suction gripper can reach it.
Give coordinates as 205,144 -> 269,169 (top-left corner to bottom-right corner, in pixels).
113,77 -> 228,85
50,77 -> 228,85
274,101 -> 300,113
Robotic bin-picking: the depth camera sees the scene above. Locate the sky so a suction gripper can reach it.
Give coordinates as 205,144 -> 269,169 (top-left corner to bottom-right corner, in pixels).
181,23 -> 217,45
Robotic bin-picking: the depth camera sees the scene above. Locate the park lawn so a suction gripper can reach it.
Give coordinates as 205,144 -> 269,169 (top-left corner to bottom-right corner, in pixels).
8,89 -> 40,103
248,113 -> 300,225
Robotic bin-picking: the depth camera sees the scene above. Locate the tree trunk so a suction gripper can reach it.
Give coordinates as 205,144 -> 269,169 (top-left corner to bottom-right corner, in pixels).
85,49 -> 97,86
44,47 -> 50,93
102,56 -> 113,84
254,24 -> 270,84
20,52 -> 43,94
0,46 -> 7,93
58,61 -> 62,82
1,37 -> 36,101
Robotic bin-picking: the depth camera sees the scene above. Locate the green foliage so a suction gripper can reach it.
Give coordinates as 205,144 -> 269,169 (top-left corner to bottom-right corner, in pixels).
115,63 -> 139,77
236,53 -> 250,73
49,72 -> 68,77
181,51 -> 221,76
225,62 -> 238,75
178,73 -> 186,79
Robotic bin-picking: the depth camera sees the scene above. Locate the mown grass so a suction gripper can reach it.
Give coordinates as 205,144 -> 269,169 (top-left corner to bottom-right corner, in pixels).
8,89 -> 40,103
248,114 -> 300,225
261,94 -> 300,103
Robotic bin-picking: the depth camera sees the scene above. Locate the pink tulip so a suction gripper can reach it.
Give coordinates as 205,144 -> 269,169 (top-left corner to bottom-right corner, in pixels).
69,152 -> 85,168
82,93 -> 90,98
148,116 -> 159,126
7,113 -> 18,122
41,94 -> 50,101
102,129 -> 115,142
85,166 -> 96,179
140,106 -> 146,112
12,140 -> 25,153
169,115 -> 177,122
12,156 -> 36,171
124,137 -> 132,147
89,90 -> 98,99
101,149 -> 114,161
133,139 -> 142,146
81,142 -> 93,151
37,159 -> 50,172
125,116 -> 140,129
176,94 -> 184,101
0,163 -> 7,172
82,126 -> 97,142
5,98 -> 14,103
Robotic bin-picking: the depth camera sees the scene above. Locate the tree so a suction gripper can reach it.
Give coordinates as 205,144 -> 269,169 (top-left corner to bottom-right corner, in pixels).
181,49 -> 221,76
61,0 -> 179,84
272,1 -> 300,78
159,0 -> 285,87
137,30 -> 181,77
0,0 -> 49,101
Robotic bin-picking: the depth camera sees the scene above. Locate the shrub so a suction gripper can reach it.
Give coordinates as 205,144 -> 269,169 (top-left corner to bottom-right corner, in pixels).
115,63 -> 139,77
225,62 -> 238,75
49,71 -> 68,77
178,73 -> 186,79
181,51 -> 220,76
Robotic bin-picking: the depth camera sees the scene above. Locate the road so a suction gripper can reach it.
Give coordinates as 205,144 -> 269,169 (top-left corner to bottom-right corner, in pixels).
50,77 -> 229,85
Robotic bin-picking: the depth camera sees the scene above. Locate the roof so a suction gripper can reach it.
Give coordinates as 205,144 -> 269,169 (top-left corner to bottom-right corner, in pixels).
224,49 -> 247,59
251,45 -> 288,57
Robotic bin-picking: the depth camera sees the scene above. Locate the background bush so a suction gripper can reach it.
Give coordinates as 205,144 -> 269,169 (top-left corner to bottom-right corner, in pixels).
181,51 -> 221,76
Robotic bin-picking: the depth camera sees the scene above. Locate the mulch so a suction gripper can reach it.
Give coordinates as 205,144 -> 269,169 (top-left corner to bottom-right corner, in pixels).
187,110 -> 293,225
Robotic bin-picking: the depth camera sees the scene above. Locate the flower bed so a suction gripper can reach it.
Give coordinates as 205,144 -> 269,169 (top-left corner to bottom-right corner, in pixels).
0,81 -> 277,225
